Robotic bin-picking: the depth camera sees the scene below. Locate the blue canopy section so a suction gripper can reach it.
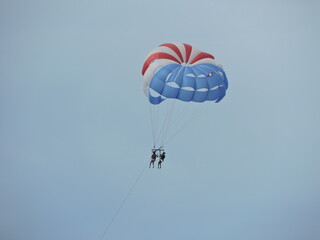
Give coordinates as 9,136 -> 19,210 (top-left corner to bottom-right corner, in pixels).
148,63 -> 228,105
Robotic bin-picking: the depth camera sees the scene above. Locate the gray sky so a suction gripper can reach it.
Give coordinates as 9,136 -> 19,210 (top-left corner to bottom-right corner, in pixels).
1,0 -> 320,239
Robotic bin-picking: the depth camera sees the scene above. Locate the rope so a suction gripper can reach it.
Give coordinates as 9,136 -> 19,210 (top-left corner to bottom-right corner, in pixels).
164,102 -> 211,145
160,99 -> 177,146
149,104 -> 156,146
98,161 -> 149,240
163,101 -> 192,143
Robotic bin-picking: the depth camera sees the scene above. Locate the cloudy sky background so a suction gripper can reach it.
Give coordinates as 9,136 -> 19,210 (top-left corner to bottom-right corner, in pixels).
1,0 -> 320,239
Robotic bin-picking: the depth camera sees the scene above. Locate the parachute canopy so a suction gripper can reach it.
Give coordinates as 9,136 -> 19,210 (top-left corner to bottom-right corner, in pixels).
142,43 -> 228,105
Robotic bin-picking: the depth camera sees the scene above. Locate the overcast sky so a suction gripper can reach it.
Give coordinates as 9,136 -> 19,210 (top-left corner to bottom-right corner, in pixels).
1,0 -> 320,240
